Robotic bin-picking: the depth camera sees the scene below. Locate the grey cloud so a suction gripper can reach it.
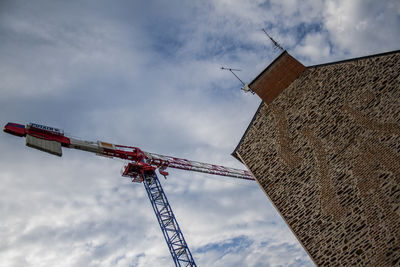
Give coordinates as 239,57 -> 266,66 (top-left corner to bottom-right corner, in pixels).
1,0 -> 398,266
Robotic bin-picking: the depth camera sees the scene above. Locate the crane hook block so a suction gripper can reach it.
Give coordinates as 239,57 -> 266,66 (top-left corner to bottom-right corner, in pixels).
159,170 -> 169,178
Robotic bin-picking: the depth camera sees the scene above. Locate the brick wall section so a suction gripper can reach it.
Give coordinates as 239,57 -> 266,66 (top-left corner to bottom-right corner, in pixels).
250,51 -> 306,104
234,51 -> 400,266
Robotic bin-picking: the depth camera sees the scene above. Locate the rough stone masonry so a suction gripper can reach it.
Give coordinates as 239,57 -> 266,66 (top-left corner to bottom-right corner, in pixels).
233,50 -> 400,266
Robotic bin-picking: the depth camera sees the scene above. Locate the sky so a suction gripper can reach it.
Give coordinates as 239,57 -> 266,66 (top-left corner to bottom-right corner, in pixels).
0,0 -> 399,266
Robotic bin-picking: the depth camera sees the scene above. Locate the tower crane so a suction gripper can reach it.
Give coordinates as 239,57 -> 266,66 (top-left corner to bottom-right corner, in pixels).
3,122 -> 254,267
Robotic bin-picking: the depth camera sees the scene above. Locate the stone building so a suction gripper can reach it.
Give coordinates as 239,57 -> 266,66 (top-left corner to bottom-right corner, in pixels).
233,50 -> 400,266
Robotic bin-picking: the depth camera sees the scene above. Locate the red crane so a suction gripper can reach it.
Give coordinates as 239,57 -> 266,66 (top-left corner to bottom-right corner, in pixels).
4,122 -> 254,266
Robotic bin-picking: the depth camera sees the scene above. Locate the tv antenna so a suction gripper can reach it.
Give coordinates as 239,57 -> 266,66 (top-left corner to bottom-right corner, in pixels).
262,29 -> 284,51
220,67 -> 253,94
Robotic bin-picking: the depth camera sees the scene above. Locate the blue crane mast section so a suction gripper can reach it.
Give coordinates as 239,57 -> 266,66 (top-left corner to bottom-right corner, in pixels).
144,173 -> 196,267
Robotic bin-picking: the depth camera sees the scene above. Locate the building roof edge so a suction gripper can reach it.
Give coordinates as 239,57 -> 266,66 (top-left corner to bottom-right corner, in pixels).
231,100 -> 264,163
307,49 -> 400,68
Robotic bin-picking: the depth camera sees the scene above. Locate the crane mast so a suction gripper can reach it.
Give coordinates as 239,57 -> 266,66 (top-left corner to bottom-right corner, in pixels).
144,173 -> 196,266
3,122 -> 254,266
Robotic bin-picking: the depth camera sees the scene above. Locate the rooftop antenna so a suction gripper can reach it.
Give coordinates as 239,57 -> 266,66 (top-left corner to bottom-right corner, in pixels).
220,66 -> 254,94
262,28 -> 284,51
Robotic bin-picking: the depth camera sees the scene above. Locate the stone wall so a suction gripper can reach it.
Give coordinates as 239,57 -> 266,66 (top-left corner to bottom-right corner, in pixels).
234,51 -> 400,266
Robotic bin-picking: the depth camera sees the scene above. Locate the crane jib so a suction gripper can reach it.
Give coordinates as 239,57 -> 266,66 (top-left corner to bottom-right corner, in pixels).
3,122 -> 254,181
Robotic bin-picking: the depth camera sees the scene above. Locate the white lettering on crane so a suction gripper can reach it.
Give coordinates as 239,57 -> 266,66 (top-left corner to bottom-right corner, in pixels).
28,123 -> 63,135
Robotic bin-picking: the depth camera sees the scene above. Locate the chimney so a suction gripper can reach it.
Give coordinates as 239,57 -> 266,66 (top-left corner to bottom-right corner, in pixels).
249,51 -> 306,104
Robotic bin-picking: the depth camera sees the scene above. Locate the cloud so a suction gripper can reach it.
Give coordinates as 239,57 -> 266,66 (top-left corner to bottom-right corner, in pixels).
1,0 -> 399,266
294,31 -> 331,62
323,0 -> 400,56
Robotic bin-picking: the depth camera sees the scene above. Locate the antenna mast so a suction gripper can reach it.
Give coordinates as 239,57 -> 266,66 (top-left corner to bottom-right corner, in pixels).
262,29 -> 284,51
220,67 -> 253,94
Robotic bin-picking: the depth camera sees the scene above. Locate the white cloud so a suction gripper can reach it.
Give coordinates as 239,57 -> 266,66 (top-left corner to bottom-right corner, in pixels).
323,0 -> 400,57
1,0 -> 399,266
294,31 -> 331,62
